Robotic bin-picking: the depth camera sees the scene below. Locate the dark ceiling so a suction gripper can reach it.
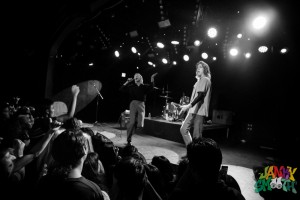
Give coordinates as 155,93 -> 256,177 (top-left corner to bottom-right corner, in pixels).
3,0 -> 295,78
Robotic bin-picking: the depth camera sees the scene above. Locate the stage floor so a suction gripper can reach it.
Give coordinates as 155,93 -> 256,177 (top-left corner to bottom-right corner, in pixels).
84,121 -> 270,168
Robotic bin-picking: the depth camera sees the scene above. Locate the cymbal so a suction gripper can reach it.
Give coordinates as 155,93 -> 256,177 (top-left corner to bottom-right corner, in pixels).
159,95 -> 173,99
52,80 -> 102,114
162,90 -> 172,94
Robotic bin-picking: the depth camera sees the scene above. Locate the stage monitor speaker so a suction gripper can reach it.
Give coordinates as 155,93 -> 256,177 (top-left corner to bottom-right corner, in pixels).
212,109 -> 234,125
120,110 -> 130,129
158,19 -> 171,28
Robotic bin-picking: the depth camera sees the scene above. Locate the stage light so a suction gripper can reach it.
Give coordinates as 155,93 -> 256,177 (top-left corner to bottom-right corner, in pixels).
131,47 -> 137,53
252,16 -> 267,30
237,33 -> 242,38
148,61 -> 153,66
183,54 -> 189,61
162,58 -> 168,64
201,52 -> 208,59
114,50 -> 120,57
194,40 -> 201,46
207,27 -> 217,38
157,42 -> 165,48
258,46 -> 268,53
171,41 -> 179,45
229,48 -> 239,56
280,48 -> 288,54
172,61 -> 177,65
121,73 -> 126,77
245,53 -> 251,58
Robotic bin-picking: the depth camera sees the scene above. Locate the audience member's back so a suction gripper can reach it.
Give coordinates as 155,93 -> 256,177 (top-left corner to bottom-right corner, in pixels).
168,137 -> 245,200
36,129 -> 106,200
151,155 -> 175,197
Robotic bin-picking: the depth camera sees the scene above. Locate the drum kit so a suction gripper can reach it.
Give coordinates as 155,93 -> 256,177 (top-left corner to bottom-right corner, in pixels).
158,89 -> 190,122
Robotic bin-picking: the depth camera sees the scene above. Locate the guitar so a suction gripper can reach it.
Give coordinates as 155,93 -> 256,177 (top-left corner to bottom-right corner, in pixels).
170,102 -> 188,119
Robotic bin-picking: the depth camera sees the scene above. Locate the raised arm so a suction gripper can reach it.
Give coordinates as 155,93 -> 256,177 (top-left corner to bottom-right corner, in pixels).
120,78 -> 133,92
150,73 -> 157,86
56,85 -> 80,122
12,128 -> 56,172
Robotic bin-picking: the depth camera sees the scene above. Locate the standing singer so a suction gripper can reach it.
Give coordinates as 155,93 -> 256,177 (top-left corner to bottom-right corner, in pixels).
120,73 -> 157,146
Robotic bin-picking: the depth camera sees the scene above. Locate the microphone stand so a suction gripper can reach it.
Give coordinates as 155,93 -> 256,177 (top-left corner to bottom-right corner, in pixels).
93,83 -> 104,127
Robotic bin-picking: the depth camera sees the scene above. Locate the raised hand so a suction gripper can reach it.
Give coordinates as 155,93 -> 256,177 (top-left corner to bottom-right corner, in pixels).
151,73 -> 158,82
71,85 -> 80,96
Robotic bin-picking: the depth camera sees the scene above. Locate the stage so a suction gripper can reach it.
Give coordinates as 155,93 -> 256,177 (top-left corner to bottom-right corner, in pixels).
143,116 -> 230,144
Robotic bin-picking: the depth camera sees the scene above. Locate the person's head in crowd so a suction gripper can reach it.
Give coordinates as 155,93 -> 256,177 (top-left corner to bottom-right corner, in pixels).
175,156 -> 189,183
50,129 -> 88,177
151,155 -> 174,183
121,144 -> 147,164
121,144 -> 138,157
114,156 -> 147,199
82,152 -> 108,193
0,101 -> 11,121
82,152 -> 105,177
187,137 -> 222,183
5,115 -> 32,147
14,106 -> 35,129
0,143 -> 16,180
61,117 -> 81,131
144,163 -> 166,198
36,98 -> 55,119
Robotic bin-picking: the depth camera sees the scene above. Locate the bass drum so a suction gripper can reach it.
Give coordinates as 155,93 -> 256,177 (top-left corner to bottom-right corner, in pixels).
162,102 -> 179,121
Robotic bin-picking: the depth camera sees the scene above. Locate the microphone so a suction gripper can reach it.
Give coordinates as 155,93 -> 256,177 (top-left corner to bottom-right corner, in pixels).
93,82 -> 104,99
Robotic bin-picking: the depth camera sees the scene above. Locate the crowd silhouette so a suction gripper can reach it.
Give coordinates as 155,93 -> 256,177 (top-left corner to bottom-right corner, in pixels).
1,88 -> 246,200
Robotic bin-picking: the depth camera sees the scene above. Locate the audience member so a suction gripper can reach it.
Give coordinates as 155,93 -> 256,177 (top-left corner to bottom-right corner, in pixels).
151,155 -> 175,196
36,129 -> 108,200
31,85 -> 80,138
111,156 -> 162,200
0,128 -> 56,199
82,152 -> 110,195
144,163 -> 166,200
168,137 -> 245,200
120,144 -> 147,164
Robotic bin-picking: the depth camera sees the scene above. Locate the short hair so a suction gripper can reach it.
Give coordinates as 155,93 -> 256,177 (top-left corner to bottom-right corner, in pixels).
187,137 -> 222,178
61,117 -> 81,130
82,152 -> 100,177
196,61 -> 211,78
134,73 -> 143,83
51,129 -> 87,168
151,155 -> 174,182
114,156 -> 146,198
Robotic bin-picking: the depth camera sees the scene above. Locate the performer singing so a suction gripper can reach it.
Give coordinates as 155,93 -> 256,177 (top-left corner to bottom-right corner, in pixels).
179,61 -> 211,146
120,73 -> 157,146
